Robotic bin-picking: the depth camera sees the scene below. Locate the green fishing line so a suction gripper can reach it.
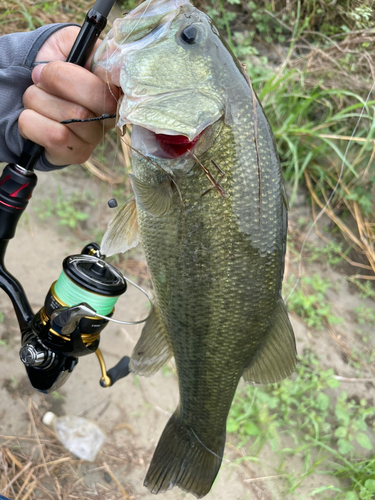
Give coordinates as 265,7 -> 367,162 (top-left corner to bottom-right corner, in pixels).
54,271 -> 119,315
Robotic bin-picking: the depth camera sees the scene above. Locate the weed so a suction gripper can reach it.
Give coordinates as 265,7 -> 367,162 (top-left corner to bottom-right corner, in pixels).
35,188 -> 91,229
333,456 -> 375,499
354,305 -> 375,326
6,0 -> 43,30
228,353 -> 375,497
304,240 -> 345,267
51,391 -> 66,401
286,274 -> 342,329
162,365 -> 173,377
133,374 -> 140,387
347,279 -> 375,301
348,6 -> 374,30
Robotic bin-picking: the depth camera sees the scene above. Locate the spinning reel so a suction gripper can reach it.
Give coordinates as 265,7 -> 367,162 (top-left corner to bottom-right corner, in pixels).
0,0 -> 140,394
19,243 -> 132,393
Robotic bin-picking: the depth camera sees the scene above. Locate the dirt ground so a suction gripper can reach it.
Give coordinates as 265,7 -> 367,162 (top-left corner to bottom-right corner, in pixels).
0,164 -> 374,500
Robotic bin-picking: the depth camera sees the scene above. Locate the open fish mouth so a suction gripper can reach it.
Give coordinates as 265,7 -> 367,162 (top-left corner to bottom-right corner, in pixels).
131,124 -> 206,159
154,131 -> 203,158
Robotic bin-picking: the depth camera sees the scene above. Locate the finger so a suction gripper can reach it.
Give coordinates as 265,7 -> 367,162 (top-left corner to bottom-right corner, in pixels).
35,26 -> 102,69
18,109 -> 98,166
35,26 -> 81,63
22,85 -> 115,145
32,60 -> 119,117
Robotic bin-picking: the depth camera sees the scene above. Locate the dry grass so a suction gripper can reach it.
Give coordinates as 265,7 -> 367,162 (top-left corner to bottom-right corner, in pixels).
306,171 -> 375,279
0,399 -> 149,500
292,29 -> 375,93
0,0 -> 93,35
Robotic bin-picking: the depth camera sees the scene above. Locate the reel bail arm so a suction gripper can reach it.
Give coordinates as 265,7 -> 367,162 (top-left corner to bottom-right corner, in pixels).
50,300 -> 132,388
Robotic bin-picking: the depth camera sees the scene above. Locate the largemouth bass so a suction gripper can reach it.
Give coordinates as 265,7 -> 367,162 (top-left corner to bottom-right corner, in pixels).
93,0 -> 296,497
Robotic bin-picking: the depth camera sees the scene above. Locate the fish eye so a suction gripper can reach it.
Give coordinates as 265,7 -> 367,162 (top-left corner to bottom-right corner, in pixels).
180,25 -> 198,45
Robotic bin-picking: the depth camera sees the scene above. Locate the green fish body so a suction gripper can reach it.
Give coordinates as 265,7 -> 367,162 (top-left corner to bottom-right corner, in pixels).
94,1 -> 296,497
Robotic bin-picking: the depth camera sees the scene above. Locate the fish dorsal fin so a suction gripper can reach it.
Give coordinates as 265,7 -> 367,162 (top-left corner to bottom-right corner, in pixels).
243,299 -> 296,385
130,306 -> 172,376
129,174 -> 173,217
100,196 -> 139,256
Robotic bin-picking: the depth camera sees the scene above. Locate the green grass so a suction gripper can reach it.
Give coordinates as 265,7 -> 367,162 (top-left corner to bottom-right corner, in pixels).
227,353 -> 375,498
3,1 -> 374,496
35,187 -> 91,229
286,274 -> 343,330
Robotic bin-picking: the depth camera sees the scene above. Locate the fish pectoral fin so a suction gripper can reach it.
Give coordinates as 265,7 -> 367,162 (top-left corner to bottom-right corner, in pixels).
130,306 -> 172,376
243,299 -> 296,385
129,174 -> 173,217
100,196 -> 139,256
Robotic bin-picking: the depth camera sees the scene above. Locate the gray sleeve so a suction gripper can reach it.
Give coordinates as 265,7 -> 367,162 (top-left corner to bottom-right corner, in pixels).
0,24 -> 78,171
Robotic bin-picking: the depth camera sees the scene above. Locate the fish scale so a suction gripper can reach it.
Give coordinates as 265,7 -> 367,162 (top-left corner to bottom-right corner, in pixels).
135,119 -> 283,442
95,0 -> 296,496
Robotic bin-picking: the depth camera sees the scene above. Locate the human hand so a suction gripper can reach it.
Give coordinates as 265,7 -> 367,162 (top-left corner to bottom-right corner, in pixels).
18,26 -> 119,166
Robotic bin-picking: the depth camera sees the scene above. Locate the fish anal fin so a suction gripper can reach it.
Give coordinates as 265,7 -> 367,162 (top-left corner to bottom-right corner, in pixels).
243,299 -> 296,385
129,174 -> 173,217
100,196 -> 139,257
145,413 -> 224,498
130,306 -> 172,376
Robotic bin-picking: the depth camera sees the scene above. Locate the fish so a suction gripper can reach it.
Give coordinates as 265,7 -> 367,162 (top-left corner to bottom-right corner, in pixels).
93,0 -> 296,497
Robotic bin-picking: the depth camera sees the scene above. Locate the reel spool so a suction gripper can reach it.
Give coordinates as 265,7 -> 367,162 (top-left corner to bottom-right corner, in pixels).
20,243 -> 131,393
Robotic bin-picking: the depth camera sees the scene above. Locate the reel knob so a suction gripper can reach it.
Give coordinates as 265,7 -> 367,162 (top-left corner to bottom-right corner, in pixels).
19,343 -> 47,367
19,336 -> 55,369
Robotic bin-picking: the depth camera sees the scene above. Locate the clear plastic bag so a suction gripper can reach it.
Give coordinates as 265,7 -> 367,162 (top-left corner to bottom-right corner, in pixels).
43,412 -> 106,461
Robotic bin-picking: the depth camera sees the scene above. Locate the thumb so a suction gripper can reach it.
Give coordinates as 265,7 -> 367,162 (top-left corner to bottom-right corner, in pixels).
35,26 -> 102,69
35,26 -> 80,63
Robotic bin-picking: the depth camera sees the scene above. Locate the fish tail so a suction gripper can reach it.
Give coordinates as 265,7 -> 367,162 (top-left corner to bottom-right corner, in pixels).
144,413 -> 224,498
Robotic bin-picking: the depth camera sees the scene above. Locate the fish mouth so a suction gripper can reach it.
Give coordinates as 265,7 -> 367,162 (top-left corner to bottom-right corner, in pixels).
154,131 -> 203,158
131,125 -> 205,159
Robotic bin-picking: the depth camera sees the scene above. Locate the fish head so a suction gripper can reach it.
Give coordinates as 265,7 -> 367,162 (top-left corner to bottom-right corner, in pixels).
93,0 -> 238,158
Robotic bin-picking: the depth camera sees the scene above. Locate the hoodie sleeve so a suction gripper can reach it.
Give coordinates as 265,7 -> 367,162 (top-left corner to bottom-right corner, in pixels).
0,24 -> 78,171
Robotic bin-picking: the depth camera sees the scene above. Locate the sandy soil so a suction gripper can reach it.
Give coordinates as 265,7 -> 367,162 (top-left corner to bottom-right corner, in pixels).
0,165 -> 374,500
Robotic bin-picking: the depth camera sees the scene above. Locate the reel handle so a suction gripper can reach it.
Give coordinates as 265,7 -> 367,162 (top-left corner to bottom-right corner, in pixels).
105,356 -> 131,387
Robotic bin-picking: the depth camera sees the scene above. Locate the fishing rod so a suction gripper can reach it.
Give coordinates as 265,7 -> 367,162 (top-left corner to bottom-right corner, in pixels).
0,0 -> 134,394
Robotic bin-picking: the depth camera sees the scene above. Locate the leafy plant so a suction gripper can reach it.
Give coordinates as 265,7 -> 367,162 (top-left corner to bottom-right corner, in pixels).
354,305 -> 375,326
347,279 -> 375,301
304,240 -> 346,267
35,188 -> 91,229
287,274 -> 343,329
228,353 -> 375,496
348,5 -> 374,30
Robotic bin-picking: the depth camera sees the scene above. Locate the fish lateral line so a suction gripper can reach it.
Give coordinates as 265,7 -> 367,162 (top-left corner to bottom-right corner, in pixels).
248,78 -> 262,225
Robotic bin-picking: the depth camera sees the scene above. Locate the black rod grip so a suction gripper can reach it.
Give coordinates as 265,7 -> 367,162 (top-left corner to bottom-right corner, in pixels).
93,0 -> 115,19
66,8 -> 107,66
18,0 -> 116,171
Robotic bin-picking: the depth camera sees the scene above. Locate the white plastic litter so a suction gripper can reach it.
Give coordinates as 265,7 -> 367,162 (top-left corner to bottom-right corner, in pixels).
42,411 -> 106,462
